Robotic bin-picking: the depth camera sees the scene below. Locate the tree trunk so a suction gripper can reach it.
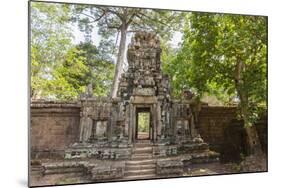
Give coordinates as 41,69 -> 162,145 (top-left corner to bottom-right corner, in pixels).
110,23 -> 127,98
239,89 -> 262,155
235,59 -> 262,155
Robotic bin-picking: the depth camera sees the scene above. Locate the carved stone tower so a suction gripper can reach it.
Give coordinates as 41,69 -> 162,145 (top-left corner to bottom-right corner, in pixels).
117,32 -> 172,144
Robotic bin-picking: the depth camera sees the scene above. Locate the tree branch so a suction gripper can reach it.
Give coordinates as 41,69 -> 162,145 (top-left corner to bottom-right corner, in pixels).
130,18 -> 153,32
133,14 -> 161,33
100,7 -> 123,20
104,17 -> 121,30
137,11 -> 171,27
126,9 -> 141,26
80,10 -> 106,23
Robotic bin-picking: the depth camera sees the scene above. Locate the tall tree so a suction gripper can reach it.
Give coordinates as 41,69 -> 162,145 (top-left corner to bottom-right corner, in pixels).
75,42 -> 115,96
169,13 -> 267,154
72,5 -> 185,97
49,42 -> 114,100
30,2 -> 73,99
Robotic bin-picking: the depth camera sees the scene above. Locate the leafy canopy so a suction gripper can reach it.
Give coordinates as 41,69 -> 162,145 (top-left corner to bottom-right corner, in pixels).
31,2 -> 114,100
165,12 -> 267,123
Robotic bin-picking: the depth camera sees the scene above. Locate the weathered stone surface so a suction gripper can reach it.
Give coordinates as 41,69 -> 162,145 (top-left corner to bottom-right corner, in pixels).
65,145 -> 132,160
95,121 -> 107,138
152,145 -> 178,157
189,151 -> 220,164
79,117 -> 93,142
42,162 -> 86,175
31,102 -> 80,159
156,159 -> 183,175
90,162 -> 125,180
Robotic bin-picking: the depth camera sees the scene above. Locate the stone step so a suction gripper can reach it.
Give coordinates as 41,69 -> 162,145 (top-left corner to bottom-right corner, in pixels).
124,174 -> 156,180
134,141 -> 152,147
123,174 -> 156,180
135,139 -> 151,143
131,154 -> 153,160
134,144 -> 152,148
30,169 -> 43,177
126,164 -> 155,171
30,165 -> 43,176
179,142 -> 210,152
31,166 -> 42,171
124,173 -> 157,179
132,152 -> 153,156
127,159 -> 155,165
125,169 -> 155,176
133,147 -> 153,154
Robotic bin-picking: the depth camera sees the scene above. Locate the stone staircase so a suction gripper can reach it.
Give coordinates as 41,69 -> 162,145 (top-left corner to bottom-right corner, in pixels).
124,141 -> 156,180
30,164 -> 43,178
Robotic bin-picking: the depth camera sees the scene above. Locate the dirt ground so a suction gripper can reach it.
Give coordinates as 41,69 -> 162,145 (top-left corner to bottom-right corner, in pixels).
184,154 -> 267,177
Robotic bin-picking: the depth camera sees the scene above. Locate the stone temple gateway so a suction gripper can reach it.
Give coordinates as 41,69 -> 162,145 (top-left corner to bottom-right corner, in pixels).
46,32 -> 219,181
76,32 -> 202,146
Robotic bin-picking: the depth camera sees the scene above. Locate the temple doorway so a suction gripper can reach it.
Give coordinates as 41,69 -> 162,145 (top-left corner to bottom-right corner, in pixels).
135,108 -> 151,140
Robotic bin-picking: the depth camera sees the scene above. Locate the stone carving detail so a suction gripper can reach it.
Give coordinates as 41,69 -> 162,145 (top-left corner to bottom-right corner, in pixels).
117,32 -> 164,100
79,117 -> 92,142
133,88 -> 155,96
95,121 -> 107,138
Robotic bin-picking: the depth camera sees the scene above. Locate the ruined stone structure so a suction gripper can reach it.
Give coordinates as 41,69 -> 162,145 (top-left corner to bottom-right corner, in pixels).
75,32 -> 201,146
31,32 -> 223,185
59,32 -> 218,180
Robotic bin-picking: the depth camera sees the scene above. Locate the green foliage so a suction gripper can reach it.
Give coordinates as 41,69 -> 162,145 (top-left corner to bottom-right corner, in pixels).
30,2 -> 73,99
74,42 -> 115,97
138,113 -> 150,132
31,2 -> 114,100
46,42 -> 114,100
31,2 -> 267,124
161,40 -> 183,98
49,47 -> 89,99
166,12 -> 267,124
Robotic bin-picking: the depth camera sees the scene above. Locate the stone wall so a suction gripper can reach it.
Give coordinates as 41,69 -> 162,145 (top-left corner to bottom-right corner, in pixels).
197,106 -> 268,162
30,102 -> 81,159
30,102 -> 267,161
197,106 -> 237,152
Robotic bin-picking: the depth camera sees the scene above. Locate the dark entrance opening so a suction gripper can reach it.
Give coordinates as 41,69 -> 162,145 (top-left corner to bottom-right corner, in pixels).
136,108 -> 151,140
